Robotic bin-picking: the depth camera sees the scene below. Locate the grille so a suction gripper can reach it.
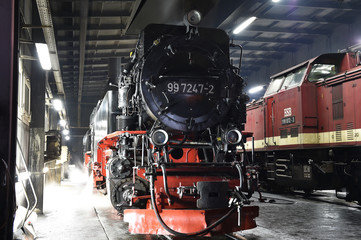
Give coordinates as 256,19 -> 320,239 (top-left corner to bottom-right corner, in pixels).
335,124 -> 342,142
347,122 -> 354,141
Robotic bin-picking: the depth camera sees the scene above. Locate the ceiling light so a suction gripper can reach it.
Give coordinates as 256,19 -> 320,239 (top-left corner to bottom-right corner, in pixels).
233,16 -> 257,34
52,99 -> 63,112
62,129 -> 69,135
35,43 -> 52,70
272,0 -> 281,2
59,119 -> 67,127
18,172 -> 31,181
248,85 -> 265,94
43,167 -> 49,174
65,136 -> 70,141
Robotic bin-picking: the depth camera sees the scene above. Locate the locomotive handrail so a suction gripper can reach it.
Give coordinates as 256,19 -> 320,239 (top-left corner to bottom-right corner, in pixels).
159,162 -> 237,167
271,99 -> 276,145
314,66 -> 361,87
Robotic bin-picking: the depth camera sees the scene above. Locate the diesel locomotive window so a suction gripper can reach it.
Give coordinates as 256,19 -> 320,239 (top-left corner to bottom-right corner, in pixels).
308,64 -> 337,82
265,76 -> 284,96
280,66 -> 307,90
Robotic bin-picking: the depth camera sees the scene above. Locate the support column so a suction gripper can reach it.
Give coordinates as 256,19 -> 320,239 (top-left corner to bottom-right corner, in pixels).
0,0 -> 18,239
29,60 -> 46,213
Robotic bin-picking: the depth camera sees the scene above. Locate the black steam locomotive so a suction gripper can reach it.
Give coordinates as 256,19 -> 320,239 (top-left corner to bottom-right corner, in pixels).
84,17 -> 259,237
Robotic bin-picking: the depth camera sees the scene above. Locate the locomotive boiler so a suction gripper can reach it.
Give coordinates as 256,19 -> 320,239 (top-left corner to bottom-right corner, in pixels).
84,17 -> 259,236
245,51 -> 361,204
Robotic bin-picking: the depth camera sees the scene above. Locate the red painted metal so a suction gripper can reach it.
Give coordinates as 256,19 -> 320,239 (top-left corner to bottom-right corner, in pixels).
124,206 -> 259,236
84,151 -> 91,167
88,130 -> 259,235
246,52 -> 361,150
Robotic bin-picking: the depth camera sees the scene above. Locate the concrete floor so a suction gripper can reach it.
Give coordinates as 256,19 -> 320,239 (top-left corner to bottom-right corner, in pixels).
31,169 -> 361,240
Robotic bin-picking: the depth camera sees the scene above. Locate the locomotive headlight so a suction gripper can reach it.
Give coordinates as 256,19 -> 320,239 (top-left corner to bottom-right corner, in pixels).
150,129 -> 169,146
225,128 -> 242,145
185,10 -> 202,26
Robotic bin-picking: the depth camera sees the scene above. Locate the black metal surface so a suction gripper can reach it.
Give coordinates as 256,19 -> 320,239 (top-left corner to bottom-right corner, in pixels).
0,0 -> 18,238
90,90 -> 120,161
139,24 -> 243,132
196,181 -> 229,209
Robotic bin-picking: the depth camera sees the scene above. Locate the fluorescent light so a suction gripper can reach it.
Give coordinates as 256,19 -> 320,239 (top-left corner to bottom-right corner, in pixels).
65,136 -> 70,141
43,167 -> 49,173
63,129 -> 69,135
59,119 -> 67,127
35,43 -> 52,70
233,16 -> 257,34
53,99 -> 63,112
248,85 -> 265,94
272,0 -> 281,2
18,172 -> 31,181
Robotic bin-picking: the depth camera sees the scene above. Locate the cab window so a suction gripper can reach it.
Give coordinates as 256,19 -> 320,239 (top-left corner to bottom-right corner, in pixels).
280,66 -> 307,90
308,64 -> 337,82
264,76 -> 284,96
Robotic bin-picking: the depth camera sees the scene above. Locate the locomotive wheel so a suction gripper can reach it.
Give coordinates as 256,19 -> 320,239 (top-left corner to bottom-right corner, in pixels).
109,177 -> 147,212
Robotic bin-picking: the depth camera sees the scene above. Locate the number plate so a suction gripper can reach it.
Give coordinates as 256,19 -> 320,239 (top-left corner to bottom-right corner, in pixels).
166,81 -> 218,96
281,116 -> 295,125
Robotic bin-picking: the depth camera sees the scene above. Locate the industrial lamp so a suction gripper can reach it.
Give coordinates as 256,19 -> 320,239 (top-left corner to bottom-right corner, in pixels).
248,85 -> 266,94
52,99 -> 63,112
233,16 -> 257,34
35,43 -> 52,70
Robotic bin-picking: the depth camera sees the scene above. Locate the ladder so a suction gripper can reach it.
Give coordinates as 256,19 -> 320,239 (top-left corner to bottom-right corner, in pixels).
266,152 -> 276,181
15,138 -> 38,236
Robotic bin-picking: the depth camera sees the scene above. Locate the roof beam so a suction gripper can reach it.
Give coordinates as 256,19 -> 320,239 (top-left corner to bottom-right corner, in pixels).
77,0 -> 89,127
239,45 -> 297,53
62,69 -> 108,74
231,53 -> 283,60
259,14 -> 353,25
232,36 -> 312,45
56,35 -> 138,42
53,10 -> 131,18
55,0 -> 135,2
56,23 -> 126,31
63,72 -> 108,78
244,25 -> 329,36
266,0 -> 361,11
58,52 -> 129,59
58,43 -> 135,51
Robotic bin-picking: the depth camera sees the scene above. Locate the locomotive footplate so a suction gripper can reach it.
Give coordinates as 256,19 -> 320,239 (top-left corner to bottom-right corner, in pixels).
124,206 -> 259,236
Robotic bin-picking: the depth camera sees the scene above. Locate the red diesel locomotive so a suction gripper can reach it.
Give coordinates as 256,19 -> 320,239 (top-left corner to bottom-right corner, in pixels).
83,19 -> 259,237
245,51 -> 361,204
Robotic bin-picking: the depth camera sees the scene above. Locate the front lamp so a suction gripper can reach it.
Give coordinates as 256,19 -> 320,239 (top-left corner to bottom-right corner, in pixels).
225,128 -> 242,145
150,129 -> 169,147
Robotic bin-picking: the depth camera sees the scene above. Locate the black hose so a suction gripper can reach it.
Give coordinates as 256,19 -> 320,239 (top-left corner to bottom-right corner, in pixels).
149,175 -> 237,237
160,164 -> 172,204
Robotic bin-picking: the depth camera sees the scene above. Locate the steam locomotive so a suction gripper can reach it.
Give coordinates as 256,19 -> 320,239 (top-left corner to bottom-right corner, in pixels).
245,51 -> 361,204
83,17 -> 259,236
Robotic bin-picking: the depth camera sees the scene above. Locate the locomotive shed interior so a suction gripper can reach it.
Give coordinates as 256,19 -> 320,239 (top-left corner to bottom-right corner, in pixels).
2,0 -> 361,240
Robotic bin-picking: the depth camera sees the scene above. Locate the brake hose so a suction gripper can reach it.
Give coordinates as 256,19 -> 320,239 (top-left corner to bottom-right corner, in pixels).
149,175 -> 237,237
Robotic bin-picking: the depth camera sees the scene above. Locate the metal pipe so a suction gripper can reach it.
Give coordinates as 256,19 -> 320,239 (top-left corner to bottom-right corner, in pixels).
235,163 -> 243,190
251,136 -> 255,164
141,135 -> 145,166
